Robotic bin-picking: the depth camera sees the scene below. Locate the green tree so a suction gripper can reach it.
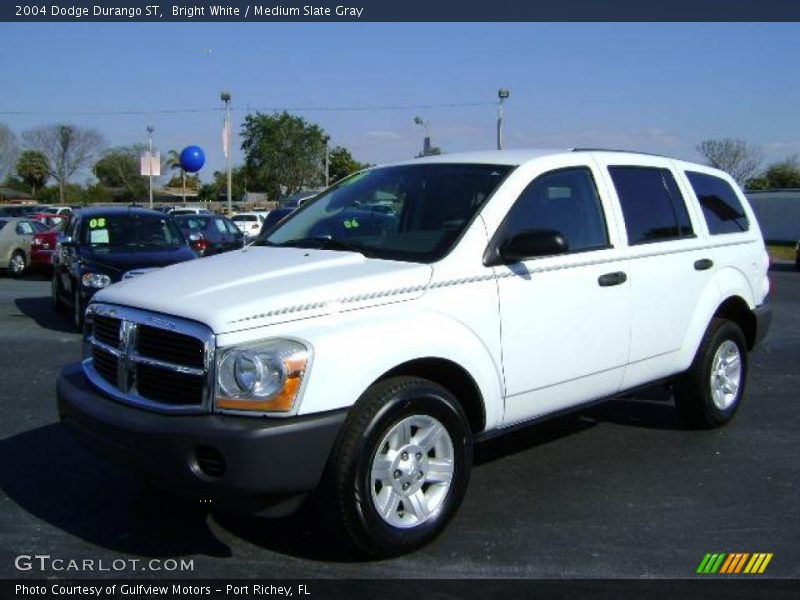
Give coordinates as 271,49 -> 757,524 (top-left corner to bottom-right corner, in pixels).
328,145 -> 370,184
22,124 -> 105,203
37,183 -> 87,204
166,173 -> 200,189
758,156 -> 800,189
241,111 -> 326,199
94,145 -> 148,203
16,150 -> 50,196
197,167 -> 247,202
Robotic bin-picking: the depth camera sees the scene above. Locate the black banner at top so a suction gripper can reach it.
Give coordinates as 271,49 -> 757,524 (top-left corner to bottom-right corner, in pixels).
3,0 -> 800,22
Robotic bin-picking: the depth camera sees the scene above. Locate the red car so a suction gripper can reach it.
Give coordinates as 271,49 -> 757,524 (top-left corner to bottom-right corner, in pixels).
30,218 -> 69,271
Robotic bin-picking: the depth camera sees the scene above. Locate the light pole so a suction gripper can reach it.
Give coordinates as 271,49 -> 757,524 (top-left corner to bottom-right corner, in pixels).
221,90 -> 232,213
497,88 -> 509,150
413,116 -> 431,156
146,125 -> 154,208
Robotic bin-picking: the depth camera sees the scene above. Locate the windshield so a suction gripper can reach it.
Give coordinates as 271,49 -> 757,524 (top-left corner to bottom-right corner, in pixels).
80,213 -> 185,249
257,163 -> 513,262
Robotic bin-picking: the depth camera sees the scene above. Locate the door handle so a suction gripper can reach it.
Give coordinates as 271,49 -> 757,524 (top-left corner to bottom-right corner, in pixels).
598,271 -> 627,287
694,258 -> 714,271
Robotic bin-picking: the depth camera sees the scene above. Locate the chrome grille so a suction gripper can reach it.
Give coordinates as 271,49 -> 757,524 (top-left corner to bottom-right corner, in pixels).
93,315 -> 121,347
137,325 -> 204,368
91,346 -> 118,385
82,303 -> 215,414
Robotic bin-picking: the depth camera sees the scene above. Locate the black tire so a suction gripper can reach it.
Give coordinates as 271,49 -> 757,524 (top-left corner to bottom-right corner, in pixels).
8,250 -> 26,278
325,376 -> 473,558
73,286 -> 85,331
674,318 -> 748,429
51,275 -> 65,312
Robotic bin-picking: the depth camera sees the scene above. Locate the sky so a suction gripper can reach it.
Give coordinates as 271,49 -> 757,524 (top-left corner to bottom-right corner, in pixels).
1,22 -> 800,183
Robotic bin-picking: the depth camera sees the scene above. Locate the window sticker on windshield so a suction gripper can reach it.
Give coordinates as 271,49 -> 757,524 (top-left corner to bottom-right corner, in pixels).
89,218 -> 107,229
343,218 -> 360,229
90,229 -> 109,244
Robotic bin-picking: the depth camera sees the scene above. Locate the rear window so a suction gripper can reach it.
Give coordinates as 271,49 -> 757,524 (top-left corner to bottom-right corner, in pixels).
685,171 -> 749,234
609,166 -> 694,245
79,214 -> 184,247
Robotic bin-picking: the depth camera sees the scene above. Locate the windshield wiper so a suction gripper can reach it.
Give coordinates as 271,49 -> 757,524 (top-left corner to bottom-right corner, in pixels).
274,237 -> 374,257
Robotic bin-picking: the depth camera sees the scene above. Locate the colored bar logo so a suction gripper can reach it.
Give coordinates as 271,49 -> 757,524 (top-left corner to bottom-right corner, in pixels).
696,553 -> 773,574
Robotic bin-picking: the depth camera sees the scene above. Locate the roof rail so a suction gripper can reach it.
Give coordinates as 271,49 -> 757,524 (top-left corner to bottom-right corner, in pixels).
571,148 -> 674,159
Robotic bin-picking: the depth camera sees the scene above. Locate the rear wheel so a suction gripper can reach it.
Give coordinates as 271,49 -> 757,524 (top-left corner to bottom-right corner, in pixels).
674,318 -> 748,428
9,251 -> 26,278
325,376 -> 472,557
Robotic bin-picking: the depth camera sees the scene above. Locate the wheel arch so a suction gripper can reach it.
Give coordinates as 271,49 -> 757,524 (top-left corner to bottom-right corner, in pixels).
376,358 -> 486,435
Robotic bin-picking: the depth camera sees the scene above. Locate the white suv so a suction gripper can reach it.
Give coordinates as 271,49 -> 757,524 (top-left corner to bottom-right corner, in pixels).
58,150 -> 771,557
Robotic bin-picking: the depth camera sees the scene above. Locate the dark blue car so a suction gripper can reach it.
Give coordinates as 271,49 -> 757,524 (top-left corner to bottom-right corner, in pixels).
52,207 -> 196,330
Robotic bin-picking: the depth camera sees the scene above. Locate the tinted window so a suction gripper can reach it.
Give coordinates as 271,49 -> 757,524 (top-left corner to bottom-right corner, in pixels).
685,171 -> 749,234
0,220 -> 7,231
609,167 -> 694,244
501,167 -> 609,253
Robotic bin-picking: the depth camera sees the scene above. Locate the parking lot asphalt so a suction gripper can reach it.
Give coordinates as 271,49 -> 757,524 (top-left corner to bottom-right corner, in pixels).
0,267 -> 797,580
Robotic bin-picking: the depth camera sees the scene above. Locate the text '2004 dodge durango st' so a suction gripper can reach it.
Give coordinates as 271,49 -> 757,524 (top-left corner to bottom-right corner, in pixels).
57,149 -> 771,557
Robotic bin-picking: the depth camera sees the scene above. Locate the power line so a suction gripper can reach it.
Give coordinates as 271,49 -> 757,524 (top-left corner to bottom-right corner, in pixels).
0,101 -> 495,117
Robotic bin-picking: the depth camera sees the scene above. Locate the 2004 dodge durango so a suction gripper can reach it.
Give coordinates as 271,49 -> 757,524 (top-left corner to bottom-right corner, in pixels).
57,149 -> 772,556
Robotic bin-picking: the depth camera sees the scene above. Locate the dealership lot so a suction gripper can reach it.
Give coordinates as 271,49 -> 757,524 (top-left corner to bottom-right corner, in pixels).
0,268 -> 797,579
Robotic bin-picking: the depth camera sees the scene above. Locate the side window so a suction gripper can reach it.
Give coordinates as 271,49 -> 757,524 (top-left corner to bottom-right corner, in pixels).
501,167 -> 609,253
16,221 -> 34,235
609,166 -> 694,245
685,171 -> 749,234
213,218 -> 228,233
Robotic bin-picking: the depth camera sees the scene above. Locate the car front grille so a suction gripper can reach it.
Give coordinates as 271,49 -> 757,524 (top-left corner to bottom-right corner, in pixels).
82,304 -> 214,414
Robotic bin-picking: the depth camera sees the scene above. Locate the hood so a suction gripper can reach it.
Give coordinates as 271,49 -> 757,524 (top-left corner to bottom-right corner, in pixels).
81,246 -> 196,278
93,246 -> 433,333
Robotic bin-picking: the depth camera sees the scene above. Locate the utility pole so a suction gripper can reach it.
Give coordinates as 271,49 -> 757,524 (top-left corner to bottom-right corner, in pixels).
146,125 -> 155,208
497,88 -> 509,150
221,90 -> 232,213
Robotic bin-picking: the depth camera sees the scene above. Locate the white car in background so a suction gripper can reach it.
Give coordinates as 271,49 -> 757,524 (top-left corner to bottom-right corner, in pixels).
231,212 -> 263,240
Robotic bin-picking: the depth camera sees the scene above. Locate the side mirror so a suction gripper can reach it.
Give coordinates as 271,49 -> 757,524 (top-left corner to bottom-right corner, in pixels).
491,228 -> 568,265
60,236 -> 75,247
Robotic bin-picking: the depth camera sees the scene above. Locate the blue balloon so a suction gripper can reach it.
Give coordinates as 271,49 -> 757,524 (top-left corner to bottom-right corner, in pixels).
179,146 -> 205,173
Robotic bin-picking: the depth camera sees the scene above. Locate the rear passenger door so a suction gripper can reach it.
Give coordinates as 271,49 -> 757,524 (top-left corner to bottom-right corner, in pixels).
494,164 -> 632,425
594,156 -> 714,389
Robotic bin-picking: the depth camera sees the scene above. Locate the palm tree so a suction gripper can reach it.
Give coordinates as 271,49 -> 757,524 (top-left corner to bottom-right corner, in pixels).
166,149 -> 186,203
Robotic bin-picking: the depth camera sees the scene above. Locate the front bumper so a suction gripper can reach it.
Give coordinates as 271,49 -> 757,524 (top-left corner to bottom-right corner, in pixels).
57,362 -> 347,515
752,304 -> 772,349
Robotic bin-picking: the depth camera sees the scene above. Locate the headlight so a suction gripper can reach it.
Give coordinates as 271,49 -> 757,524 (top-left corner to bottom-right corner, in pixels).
215,339 -> 309,414
82,273 -> 111,288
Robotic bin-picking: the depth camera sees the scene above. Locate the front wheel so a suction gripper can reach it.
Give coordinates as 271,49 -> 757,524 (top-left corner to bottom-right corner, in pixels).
326,376 -> 472,557
674,318 -> 748,428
